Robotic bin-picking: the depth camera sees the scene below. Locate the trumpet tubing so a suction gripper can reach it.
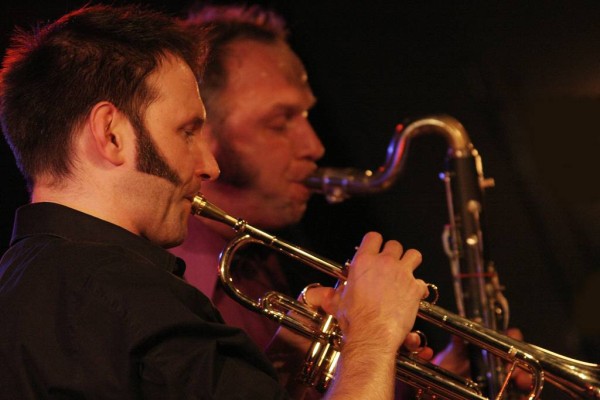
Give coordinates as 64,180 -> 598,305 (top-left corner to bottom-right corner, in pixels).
191,195 -> 600,399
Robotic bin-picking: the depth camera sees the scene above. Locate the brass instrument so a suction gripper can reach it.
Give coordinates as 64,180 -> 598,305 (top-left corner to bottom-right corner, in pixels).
306,115 -> 507,396
191,194 -> 600,399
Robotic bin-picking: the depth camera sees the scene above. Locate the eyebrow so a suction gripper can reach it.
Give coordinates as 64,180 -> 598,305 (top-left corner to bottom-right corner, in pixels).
181,116 -> 205,131
268,96 -> 318,115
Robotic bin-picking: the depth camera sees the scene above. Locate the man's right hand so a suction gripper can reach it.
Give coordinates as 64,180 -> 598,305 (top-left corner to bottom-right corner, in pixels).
320,231 -> 428,400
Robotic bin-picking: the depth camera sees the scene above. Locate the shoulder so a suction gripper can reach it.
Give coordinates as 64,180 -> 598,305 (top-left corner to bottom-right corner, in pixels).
2,234 -> 209,318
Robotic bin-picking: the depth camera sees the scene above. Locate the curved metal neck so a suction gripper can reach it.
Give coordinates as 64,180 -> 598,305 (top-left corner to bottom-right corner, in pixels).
304,115 -> 473,203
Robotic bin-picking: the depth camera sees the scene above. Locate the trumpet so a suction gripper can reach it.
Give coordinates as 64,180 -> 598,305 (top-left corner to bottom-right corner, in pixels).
191,194 -> 600,400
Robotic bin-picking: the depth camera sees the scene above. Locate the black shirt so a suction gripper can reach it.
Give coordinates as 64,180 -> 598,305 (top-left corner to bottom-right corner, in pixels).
0,202 -> 289,399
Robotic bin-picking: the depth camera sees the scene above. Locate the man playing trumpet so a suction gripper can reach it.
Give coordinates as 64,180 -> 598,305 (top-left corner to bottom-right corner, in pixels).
0,4 -> 429,399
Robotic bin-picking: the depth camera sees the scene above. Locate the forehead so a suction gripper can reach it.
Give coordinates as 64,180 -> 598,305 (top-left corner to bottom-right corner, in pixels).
223,39 -> 312,97
145,53 -> 205,119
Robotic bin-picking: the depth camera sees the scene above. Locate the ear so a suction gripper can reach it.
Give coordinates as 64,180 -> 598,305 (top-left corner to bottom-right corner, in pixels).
88,101 -> 133,166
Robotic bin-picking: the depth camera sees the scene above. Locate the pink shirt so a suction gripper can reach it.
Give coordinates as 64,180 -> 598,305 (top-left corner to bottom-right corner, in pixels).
170,217 -> 287,350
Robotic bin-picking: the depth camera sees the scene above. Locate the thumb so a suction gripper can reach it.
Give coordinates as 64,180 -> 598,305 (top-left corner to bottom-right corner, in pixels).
299,284 -> 336,313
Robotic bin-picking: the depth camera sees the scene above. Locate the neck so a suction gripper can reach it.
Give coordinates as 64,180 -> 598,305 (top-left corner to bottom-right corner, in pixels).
30,175 -> 139,237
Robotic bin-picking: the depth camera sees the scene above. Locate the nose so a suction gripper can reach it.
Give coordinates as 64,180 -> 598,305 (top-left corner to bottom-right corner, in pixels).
195,139 -> 220,182
294,118 -> 325,161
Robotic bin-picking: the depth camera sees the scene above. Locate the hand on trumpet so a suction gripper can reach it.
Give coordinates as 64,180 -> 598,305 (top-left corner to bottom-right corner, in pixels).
265,279 -> 433,399
328,232 -> 429,353
269,283 -> 433,359
328,232 -> 429,399
266,232 -> 431,400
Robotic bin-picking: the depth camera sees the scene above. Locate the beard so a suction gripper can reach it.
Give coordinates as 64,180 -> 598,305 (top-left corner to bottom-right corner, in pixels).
134,121 -> 181,185
212,131 -> 258,189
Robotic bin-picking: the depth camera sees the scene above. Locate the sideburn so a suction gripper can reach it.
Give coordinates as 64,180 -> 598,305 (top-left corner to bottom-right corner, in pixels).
134,121 -> 182,185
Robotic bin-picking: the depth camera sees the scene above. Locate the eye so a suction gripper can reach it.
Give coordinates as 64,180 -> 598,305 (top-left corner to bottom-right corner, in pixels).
181,126 -> 202,139
268,124 -> 286,133
180,129 -> 196,141
181,117 -> 205,138
268,123 -> 287,133
267,114 -> 293,133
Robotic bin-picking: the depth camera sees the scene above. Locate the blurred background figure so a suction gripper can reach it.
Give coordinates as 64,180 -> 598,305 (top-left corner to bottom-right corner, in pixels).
171,3 -> 327,351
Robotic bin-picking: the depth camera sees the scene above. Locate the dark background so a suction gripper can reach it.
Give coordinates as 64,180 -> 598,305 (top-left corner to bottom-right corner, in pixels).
2,0 -> 598,381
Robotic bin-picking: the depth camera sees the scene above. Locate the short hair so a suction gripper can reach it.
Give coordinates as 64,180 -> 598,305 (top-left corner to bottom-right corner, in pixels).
0,4 -> 203,188
182,4 -> 288,113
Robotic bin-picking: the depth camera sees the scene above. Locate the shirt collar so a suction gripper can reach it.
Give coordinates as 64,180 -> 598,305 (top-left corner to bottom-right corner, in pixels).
11,202 -> 186,277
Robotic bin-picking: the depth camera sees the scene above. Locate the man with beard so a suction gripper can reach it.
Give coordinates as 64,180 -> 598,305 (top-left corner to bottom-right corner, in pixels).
0,4 -> 429,399
171,4 -> 327,351
172,4 -> 533,398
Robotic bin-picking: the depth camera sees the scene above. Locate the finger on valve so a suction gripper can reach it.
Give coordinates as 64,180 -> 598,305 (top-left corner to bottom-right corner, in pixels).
266,283 -> 336,354
344,233 -> 425,348
299,283 -> 337,315
403,330 -> 434,361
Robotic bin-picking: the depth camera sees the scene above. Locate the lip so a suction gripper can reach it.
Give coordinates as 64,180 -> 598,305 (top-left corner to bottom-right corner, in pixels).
297,165 -> 319,185
184,190 -> 201,203
292,181 -> 312,201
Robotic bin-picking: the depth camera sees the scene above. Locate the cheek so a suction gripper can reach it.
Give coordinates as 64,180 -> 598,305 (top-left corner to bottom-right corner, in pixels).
254,152 -> 288,178
170,145 -> 199,177
254,159 -> 294,198
243,132 -> 294,156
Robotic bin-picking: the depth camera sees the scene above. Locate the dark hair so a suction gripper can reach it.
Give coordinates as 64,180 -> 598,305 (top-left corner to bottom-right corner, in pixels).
0,4 -> 202,187
182,4 -> 288,112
